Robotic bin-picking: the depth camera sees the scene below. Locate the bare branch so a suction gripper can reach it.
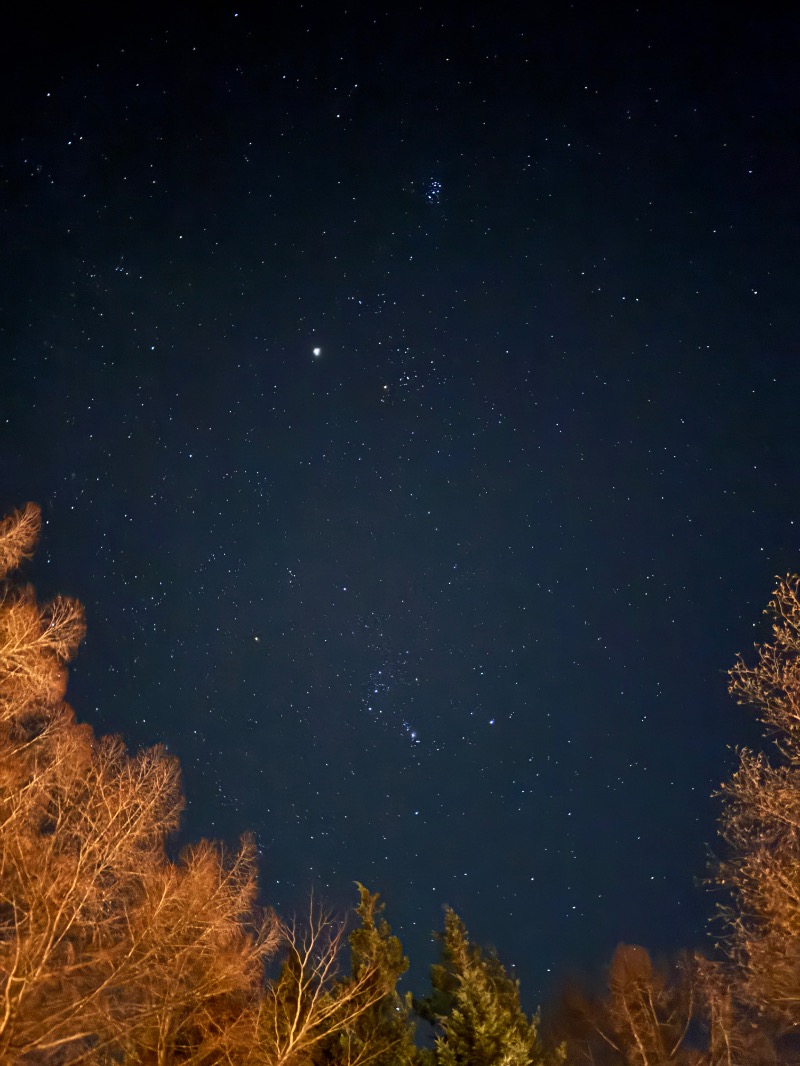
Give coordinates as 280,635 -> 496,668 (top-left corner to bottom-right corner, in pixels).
251,896 -> 393,1066
0,504 -> 40,581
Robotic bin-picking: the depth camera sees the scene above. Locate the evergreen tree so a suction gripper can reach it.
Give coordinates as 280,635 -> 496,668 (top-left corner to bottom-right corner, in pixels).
315,884 -> 419,1066
255,890 -> 411,1066
420,907 -> 563,1066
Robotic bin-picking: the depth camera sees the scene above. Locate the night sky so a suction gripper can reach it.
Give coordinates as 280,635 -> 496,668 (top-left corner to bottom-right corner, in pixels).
2,4 -> 798,1010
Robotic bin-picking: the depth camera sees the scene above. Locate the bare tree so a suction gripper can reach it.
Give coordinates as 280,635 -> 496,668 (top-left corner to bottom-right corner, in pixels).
100,834 -> 278,1066
247,896 -> 398,1066
0,503 -> 41,581
604,945 -> 691,1065
693,954 -> 777,1066
716,574 -> 800,1038
0,504 -> 278,1063
552,945 -> 696,1066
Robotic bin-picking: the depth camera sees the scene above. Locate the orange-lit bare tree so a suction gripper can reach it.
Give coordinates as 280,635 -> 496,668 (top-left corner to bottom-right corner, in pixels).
715,573 -> 800,1042
605,945 -> 694,1065
552,944 -> 696,1066
692,953 -> 779,1066
99,833 -> 277,1065
247,894 -> 402,1066
0,503 -> 277,1063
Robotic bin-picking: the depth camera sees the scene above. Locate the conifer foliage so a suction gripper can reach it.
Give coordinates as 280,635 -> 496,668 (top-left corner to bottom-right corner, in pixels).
313,884 -> 418,1066
419,907 -> 562,1066
251,891 -> 410,1066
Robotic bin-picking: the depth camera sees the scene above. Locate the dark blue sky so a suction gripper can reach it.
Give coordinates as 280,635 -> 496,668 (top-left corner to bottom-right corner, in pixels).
2,3 -> 798,1009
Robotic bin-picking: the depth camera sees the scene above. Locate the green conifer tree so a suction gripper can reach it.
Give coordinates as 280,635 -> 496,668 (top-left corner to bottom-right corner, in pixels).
420,907 -> 564,1066
316,884 -> 419,1066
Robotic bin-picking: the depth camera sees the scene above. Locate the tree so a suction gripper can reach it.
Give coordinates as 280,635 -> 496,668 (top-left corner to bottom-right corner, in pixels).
692,954 -> 777,1066
250,891 -> 407,1066
419,907 -> 561,1066
98,833 -> 276,1065
315,884 -> 419,1066
715,574 -> 800,1040
549,944 -> 696,1066
601,945 -> 694,1066
0,502 -> 277,1063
